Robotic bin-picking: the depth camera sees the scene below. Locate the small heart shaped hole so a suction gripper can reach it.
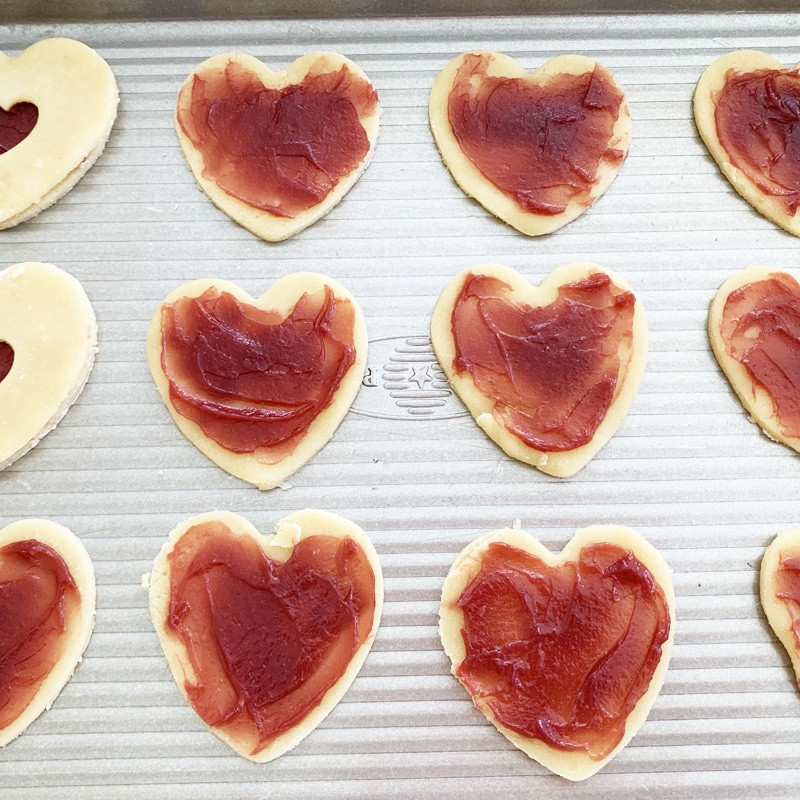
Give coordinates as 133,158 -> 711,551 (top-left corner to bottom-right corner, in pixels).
0,342 -> 14,383
0,102 -> 39,155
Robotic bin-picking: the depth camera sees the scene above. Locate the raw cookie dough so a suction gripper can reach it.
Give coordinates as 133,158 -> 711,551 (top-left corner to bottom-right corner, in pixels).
429,51 -> 631,236
0,519 -> 96,748
708,267 -> 800,455
0,262 -> 97,470
440,524 -> 675,781
146,273 -> 367,489
430,262 -> 647,477
175,51 -> 380,241
144,509 -> 383,762
0,38 -> 118,229
761,529 -> 800,687
694,50 -> 800,237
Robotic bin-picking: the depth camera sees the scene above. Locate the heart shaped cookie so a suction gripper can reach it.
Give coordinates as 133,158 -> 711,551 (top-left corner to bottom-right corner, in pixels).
0,519 -> 95,748
175,51 -> 380,242
0,38 -> 118,230
145,509 -> 383,762
430,263 -> 647,477
429,51 -> 631,236
0,262 -> 97,470
761,529 -> 800,687
695,50 -> 800,237
709,267 -> 800,454
146,273 -> 367,489
440,524 -> 674,781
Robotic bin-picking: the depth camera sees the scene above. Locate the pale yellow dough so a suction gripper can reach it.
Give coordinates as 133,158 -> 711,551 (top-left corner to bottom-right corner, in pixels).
760,529 -> 800,686
429,51 -> 631,236
175,51 -> 380,242
144,509 -> 383,762
708,267 -> 800,454
0,262 -> 97,470
430,262 -> 647,477
0,38 -> 118,229
694,50 -> 800,237
0,519 -> 96,748
146,272 -> 367,490
440,524 -> 675,781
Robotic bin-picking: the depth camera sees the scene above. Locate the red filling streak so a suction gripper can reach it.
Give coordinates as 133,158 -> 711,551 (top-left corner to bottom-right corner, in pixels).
454,541 -> 670,760
447,53 -> 626,215
166,521 -> 377,754
720,274 -> 800,440
177,59 -> 378,218
0,342 -> 13,384
775,554 -> 800,660
715,68 -> 800,216
451,272 -> 635,452
0,102 -> 38,155
160,286 -> 357,461
0,540 -> 80,731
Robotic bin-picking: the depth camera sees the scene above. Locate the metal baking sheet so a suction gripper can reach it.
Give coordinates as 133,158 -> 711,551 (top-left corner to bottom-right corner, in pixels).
2,11 -> 800,799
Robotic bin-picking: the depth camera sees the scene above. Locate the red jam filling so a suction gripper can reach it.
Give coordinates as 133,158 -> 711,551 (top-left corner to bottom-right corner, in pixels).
160,286 -> 357,462
719,273 -> 800,440
176,58 -> 378,218
454,541 -> 670,760
0,539 -> 80,731
774,554 -> 800,655
0,102 -> 38,155
447,53 -> 626,215
714,68 -> 800,215
0,342 -> 13,384
450,271 -> 635,452
166,520 -> 377,754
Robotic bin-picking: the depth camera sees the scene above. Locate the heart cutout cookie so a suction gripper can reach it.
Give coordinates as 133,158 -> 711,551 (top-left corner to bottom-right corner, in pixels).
145,509 -> 383,762
695,50 -> 800,237
709,267 -> 800,454
146,273 -> 367,489
430,263 -> 647,477
429,51 -> 631,236
0,519 -> 96,748
761,529 -> 800,688
175,51 -> 380,242
0,38 -> 118,230
0,262 -> 97,470
440,524 -> 674,781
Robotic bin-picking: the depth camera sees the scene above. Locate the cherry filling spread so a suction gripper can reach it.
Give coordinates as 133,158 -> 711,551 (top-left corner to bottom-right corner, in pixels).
447,53 -> 626,215
159,286 -> 357,462
176,58 -> 378,218
0,540 -> 80,731
775,554 -> 800,655
450,271 -> 636,452
166,520 -> 377,754
0,342 -> 13,384
714,68 -> 800,215
0,102 -> 38,155
453,541 -> 670,760
719,273 -> 800,440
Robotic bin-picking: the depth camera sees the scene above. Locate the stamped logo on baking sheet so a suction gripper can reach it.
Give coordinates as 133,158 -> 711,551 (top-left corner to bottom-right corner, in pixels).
352,335 -> 467,420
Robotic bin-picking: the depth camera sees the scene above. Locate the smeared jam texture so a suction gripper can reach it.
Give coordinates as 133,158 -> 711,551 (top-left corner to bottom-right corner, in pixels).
451,272 -> 635,452
166,520 -> 377,754
774,553 -> 800,655
160,286 -> 357,462
719,274 -> 800,439
454,541 -> 670,760
715,68 -> 800,215
0,102 -> 38,155
0,539 -> 80,731
0,342 -> 13,384
447,53 -> 625,215
177,58 -> 378,218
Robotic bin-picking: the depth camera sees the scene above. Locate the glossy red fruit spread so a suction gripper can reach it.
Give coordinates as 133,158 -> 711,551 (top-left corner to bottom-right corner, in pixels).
0,342 -> 13,383
774,553 -> 800,652
0,102 -> 38,155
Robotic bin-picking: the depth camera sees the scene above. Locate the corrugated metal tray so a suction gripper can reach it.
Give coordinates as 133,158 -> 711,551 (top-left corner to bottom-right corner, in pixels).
2,10 -> 800,799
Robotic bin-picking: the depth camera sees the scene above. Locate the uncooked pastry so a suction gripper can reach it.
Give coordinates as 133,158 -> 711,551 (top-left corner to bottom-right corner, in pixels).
0,38 -> 118,229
